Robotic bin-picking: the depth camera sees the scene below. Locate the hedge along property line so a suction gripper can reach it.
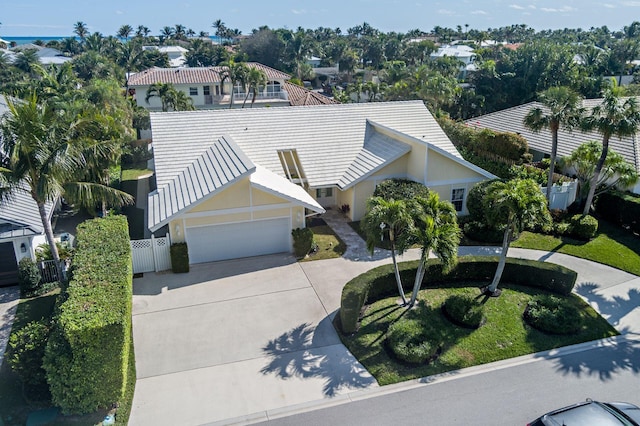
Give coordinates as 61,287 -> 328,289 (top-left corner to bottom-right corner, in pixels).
596,191 -> 640,234
339,256 -> 578,334
43,215 -> 134,415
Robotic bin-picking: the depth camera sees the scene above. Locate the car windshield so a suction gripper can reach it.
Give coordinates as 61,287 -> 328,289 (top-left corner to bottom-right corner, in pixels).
548,402 -> 627,425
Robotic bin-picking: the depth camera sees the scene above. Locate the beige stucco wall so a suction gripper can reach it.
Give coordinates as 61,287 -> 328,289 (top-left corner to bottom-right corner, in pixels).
169,178 -> 309,242
427,151 -> 484,182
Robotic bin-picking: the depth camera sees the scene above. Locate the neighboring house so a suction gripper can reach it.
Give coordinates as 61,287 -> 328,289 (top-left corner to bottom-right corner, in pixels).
128,63 -> 338,111
430,44 -> 477,78
142,45 -> 188,68
10,43 -> 71,65
466,98 -> 640,193
148,100 -> 494,264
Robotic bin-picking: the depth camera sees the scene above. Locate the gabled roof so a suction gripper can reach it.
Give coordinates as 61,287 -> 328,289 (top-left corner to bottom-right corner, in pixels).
148,136 -> 255,230
283,82 -> 338,106
338,121 -> 412,189
465,98 -> 640,174
128,63 -> 292,87
250,166 -> 324,213
150,101 -> 464,189
0,188 -> 54,240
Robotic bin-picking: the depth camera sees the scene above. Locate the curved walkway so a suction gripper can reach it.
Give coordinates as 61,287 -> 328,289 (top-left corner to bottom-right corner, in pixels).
320,210 -> 640,336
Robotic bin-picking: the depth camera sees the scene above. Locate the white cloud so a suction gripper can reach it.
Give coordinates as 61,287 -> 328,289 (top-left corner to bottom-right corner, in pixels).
509,4 -> 525,9
437,8 -> 455,15
603,3 -> 616,7
471,10 -> 488,15
115,10 -> 123,15
291,9 -> 306,15
540,6 -> 576,12
621,1 -> 640,5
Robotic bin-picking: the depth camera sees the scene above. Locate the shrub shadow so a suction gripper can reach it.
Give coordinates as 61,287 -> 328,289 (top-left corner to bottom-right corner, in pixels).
260,317 -> 376,397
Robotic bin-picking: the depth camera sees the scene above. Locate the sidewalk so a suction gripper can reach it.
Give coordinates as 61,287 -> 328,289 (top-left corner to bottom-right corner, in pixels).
0,286 -> 20,368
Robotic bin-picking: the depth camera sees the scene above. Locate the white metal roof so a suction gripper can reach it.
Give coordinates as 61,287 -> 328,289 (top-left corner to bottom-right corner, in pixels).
250,166 -> 324,213
0,187 -> 54,240
466,98 -> 640,174
148,135 -> 255,230
150,101 -> 463,189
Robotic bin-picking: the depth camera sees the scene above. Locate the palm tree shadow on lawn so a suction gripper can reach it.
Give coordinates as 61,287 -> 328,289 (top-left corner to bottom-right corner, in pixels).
260,317 -> 377,397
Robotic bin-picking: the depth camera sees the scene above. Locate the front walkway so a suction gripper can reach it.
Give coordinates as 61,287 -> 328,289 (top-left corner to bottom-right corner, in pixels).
0,286 -> 20,368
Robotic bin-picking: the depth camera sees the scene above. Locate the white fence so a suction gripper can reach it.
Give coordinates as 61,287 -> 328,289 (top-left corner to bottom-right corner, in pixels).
130,234 -> 172,274
541,181 -> 578,211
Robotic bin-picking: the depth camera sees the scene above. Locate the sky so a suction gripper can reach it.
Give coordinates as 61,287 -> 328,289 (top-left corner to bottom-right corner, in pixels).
1,0 -> 639,37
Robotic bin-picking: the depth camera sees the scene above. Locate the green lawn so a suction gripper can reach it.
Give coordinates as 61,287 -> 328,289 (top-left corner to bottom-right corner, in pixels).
337,284 -> 618,386
303,225 -> 346,261
512,220 -> 640,275
121,161 -> 153,182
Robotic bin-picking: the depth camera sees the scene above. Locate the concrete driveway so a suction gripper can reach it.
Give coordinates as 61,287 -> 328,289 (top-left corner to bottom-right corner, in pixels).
129,254 -> 381,426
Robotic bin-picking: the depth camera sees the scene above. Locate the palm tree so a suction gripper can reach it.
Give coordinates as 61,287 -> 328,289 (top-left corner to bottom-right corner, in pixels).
0,95 -> 133,276
117,24 -> 133,40
523,86 -> 584,202
135,25 -> 150,38
145,82 -> 194,111
74,21 -> 88,39
581,83 -> 640,214
361,197 -> 414,305
220,60 -> 249,108
174,24 -> 187,41
13,49 -> 40,74
242,67 -> 268,108
482,179 -> 550,296
407,193 -> 460,307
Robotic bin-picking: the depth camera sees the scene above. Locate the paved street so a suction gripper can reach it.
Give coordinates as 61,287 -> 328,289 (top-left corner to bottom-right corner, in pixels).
257,335 -> 640,426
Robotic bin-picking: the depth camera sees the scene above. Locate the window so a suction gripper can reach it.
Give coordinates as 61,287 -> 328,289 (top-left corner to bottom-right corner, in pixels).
451,188 -> 465,212
203,86 -> 211,96
315,188 -> 333,198
189,87 -> 198,96
266,81 -> 281,95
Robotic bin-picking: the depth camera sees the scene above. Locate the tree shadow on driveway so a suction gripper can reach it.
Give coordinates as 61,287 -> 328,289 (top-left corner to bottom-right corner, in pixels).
260,317 -> 376,397
575,282 -> 640,329
541,336 -> 640,381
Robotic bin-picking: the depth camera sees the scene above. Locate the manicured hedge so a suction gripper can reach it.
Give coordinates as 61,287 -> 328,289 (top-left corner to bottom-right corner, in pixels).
595,191 -> 640,234
339,256 -> 577,334
43,215 -> 133,414
170,242 -> 189,273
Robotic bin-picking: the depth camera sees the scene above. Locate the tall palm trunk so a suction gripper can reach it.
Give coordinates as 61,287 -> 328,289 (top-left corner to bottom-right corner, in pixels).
389,237 -> 407,305
546,127 -> 559,202
487,224 -> 512,293
38,201 -> 63,281
582,135 -> 610,214
409,251 -> 428,307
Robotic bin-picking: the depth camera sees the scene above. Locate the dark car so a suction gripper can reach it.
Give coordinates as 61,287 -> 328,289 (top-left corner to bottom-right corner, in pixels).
528,400 -> 640,425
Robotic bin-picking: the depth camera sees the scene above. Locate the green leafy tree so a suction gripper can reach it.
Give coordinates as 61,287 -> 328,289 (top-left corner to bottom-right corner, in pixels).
561,141 -> 638,205
482,179 -> 550,295
0,95 -> 133,274
74,21 -> 88,39
407,193 -> 461,307
220,59 -> 249,109
361,197 -> 414,305
242,67 -> 268,108
117,24 -> 133,40
523,86 -> 584,201
581,83 -> 640,214
145,82 -> 194,112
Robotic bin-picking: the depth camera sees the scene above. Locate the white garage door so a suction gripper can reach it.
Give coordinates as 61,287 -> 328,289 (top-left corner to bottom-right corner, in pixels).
186,217 -> 291,264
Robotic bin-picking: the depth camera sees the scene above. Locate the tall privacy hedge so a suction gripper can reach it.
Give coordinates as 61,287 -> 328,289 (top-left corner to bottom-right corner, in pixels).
339,256 -> 577,334
44,216 -> 133,414
595,190 -> 640,234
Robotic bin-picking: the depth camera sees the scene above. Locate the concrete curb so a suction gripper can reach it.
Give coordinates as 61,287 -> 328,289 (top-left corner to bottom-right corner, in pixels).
211,334 -> 640,426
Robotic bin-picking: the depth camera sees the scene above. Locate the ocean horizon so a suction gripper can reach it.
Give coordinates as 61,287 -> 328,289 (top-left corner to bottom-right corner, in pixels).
2,35 -> 224,46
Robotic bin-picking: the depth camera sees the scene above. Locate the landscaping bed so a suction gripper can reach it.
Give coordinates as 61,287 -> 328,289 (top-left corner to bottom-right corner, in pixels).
336,284 -> 617,386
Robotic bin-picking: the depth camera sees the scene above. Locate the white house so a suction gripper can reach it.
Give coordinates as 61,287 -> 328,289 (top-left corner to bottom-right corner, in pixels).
143,45 -> 189,68
430,44 -> 478,78
147,101 -> 494,264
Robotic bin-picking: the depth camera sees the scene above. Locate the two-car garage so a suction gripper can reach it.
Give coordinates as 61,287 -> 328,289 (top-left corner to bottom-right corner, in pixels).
185,217 -> 292,264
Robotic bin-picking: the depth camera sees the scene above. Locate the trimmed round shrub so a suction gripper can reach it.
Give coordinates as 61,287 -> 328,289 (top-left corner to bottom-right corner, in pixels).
463,220 -> 505,243
443,294 -> 486,328
568,214 -> 598,240
8,319 -> 50,385
523,295 -> 582,335
372,178 -> 429,201
292,227 -> 315,257
18,257 -> 42,297
386,318 -> 440,364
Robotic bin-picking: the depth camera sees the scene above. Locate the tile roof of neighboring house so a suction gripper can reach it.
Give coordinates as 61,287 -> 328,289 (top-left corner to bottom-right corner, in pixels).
465,99 -> 640,174
150,101 -> 468,191
283,82 -> 338,106
128,67 -> 222,85
128,63 -> 292,87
